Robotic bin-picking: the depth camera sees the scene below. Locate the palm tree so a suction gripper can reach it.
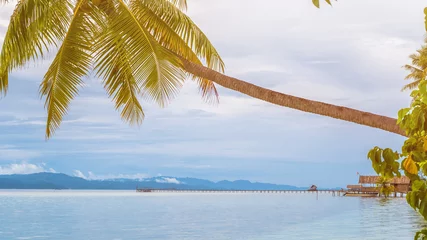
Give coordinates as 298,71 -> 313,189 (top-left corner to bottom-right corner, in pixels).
0,0 -> 405,138
403,39 -> 427,91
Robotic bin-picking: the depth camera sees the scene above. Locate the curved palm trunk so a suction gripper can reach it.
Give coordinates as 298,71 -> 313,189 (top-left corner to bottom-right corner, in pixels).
180,58 -> 406,136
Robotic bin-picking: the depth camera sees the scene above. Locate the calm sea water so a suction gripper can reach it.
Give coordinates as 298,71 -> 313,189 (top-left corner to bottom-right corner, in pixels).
0,190 -> 424,240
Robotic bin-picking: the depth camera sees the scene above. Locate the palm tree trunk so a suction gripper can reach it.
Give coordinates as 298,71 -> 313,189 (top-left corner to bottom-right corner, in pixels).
180,58 -> 406,136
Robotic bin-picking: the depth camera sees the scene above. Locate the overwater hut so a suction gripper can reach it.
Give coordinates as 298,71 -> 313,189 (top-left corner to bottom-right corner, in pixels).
359,176 -> 410,193
346,175 -> 411,194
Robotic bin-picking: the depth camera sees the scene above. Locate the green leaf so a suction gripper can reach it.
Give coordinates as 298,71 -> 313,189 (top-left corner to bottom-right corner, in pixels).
420,81 -> 427,96
380,162 -> 387,173
392,161 -> 399,171
398,108 -> 410,124
413,152 -> 424,163
374,149 -> 382,164
422,162 -> 427,176
407,191 -> 418,210
411,90 -> 420,98
420,113 -> 426,131
383,148 -> 395,164
403,156 -> 419,175
410,107 -> 423,132
413,180 -> 425,192
325,0 -> 331,5
396,171 -> 402,178
367,148 -> 376,160
312,0 -> 320,8
420,194 -> 427,220
425,7 -> 427,32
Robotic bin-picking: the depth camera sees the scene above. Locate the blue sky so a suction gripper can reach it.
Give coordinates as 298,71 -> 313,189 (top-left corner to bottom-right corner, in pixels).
0,0 -> 424,187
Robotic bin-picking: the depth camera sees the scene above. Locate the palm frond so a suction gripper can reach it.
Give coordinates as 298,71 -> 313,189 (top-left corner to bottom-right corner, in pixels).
0,0 -> 71,95
130,0 -> 218,102
39,0 -> 96,138
312,0 -> 335,8
139,0 -> 224,73
409,53 -> 420,66
402,80 -> 422,91
167,0 -> 187,11
96,0 -> 185,113
94,5 -> 145,125
403,39 -> 427,92
403,65 -> 423,80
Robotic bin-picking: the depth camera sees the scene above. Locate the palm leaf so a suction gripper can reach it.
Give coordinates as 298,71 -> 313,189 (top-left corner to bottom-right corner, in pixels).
139,0 -> 224,73
403,40 -> 427,91
39,0 -> 97,138
130,0 -> 218,101
402,81 -> 422,91
94,5 -> 145,125
96,0 -> 185,112
0,0 -> 71,95
313,0 -> 335,8
167,0 -> 187,11
403,65 -> 423,80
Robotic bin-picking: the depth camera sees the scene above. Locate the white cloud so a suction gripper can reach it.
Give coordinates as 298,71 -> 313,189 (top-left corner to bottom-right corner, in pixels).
85,140 -> 290,159
0,120 -> 46,126
0,0 -> 424,187
155,177 -> 181,184
0,145 -> 41,161
162,164 -> 213,169
72,170 -> 149,180
0,163 -> 56,175
87,171 -> 149,180
73,170 -> 87,179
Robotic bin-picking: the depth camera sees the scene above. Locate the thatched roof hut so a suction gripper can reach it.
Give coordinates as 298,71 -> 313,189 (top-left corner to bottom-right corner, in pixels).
346,175 -> 411,194
358,176 -> 410,185
347,185 -> 362,190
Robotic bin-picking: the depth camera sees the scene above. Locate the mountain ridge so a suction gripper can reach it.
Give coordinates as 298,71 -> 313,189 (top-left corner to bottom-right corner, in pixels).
0,172 -> 334,190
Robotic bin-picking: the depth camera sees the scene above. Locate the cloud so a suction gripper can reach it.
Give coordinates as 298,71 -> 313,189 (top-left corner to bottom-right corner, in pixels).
0,145 -> 41,161
155,177 -> 181,184
73,170 -> 87,179
0,163 -> 56,175
87,171 -> 150,180
162,164 -> 213,169
0,0 -> 423,188
83,140 -> 294,159
72,170 -> 149,180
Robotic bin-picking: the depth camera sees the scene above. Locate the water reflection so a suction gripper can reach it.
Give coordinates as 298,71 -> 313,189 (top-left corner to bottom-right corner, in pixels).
0,191 -> 425,240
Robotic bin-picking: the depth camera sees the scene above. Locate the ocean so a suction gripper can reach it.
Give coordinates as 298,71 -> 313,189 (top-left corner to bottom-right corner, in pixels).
0,190 -> 424,240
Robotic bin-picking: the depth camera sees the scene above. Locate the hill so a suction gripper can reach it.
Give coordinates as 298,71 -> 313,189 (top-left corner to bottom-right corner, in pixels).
0,173 -> 310,190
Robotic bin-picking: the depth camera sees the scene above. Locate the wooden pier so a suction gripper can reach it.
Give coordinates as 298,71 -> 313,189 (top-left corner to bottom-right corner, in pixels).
136,189 -> 345,196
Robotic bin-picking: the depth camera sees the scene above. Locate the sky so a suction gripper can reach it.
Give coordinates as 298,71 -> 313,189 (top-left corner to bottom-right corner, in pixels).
0,0 -> 424,188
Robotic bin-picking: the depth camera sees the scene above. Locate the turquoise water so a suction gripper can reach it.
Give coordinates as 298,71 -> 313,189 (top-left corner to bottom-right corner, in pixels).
0,190 -> 424,240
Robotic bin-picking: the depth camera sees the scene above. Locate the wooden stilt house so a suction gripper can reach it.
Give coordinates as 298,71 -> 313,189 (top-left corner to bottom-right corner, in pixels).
346,175 -> 411,196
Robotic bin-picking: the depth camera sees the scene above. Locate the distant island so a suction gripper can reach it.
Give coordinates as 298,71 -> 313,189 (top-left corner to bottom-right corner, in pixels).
0,173 -> 331,190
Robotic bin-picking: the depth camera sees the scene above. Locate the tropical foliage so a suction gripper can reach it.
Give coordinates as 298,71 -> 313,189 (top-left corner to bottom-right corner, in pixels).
2,0 -> 427,238
0,0 -> 224,138
403,39 -> 427,91
367,48 -> 427,239
0,0 -> 412,139
311,0 -> 334,8
312,1 -> 427,238
375,176 -> 395,198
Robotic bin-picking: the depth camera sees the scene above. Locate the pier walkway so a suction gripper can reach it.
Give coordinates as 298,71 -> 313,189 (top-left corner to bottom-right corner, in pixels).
136,189 -> 345,196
